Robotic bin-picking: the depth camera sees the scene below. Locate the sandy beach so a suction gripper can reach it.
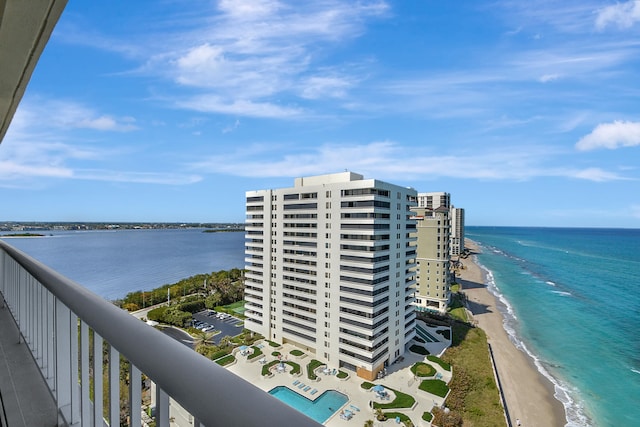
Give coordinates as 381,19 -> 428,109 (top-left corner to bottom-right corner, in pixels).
459,239 -> 567,427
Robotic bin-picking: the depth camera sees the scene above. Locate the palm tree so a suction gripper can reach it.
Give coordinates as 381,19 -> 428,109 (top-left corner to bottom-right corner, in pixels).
219,335 -> 232,348
364,420 -> 374,427
193,330 -> 216,347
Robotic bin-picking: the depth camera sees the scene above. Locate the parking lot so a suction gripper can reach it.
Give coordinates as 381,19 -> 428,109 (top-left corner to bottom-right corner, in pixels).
192,310 -> 244,344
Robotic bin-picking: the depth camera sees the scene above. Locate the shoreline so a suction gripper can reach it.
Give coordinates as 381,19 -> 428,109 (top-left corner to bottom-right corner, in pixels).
459,239 -> 567,427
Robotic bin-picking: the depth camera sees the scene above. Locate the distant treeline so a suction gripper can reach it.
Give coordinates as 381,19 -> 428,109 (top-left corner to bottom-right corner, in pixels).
116,268 -> 244,313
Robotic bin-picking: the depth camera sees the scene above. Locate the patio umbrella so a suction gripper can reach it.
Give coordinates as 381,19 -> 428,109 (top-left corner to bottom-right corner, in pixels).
372,384 -> 384,393
239,345 -> 248,351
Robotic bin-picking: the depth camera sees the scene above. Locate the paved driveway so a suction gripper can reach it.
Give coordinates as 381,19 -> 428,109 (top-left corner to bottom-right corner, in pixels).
160,326 -> 195,348
192,310 -> 243,344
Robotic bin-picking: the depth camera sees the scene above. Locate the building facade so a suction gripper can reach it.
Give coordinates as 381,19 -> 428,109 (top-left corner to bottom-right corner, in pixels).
244,172 -> 418,380
450,207 -> 465,257
411,205 -> 451,313
416,192 -> 450,210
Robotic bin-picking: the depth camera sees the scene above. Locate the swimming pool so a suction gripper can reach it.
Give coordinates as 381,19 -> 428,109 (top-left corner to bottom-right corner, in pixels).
268,386 -> 348,423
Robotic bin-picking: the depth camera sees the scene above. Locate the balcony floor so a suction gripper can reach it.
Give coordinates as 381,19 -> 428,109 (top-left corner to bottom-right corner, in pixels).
0,300 -> 59,427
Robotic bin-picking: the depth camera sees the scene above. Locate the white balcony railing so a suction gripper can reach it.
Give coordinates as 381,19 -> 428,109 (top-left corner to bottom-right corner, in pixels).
0,240 -> 321,427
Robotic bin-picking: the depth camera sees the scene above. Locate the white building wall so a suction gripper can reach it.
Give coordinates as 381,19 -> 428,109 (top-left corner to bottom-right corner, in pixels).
245,172 -> 417,380
450,207 -> 465,256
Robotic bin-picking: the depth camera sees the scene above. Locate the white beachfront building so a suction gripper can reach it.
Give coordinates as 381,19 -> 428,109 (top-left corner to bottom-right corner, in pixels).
244,172 -> 418,380
412,192 -> 453,313
450,207 -> 465,257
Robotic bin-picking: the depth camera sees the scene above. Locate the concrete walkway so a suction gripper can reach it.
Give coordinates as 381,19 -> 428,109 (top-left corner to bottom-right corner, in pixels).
0,296 -> 59,427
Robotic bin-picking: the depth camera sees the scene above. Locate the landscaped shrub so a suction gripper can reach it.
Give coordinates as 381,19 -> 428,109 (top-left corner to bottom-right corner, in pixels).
178,299 -> 205,313
427,355 -> 451,371
262,360 -> 279,376
361,381 -> 374,390
409,344 -> 430,355
268,340 -> 280,347
419,379 -> 449,398
411,362 -> 436,377
372,387 -> 416,409
209,348 -> 231,361
422,411 -> 433,422
384,412 -> 412,425
248,346 -> 263,359
272,351 -> 281,357
436,329 -> 451,340
290,349 -> 304,357
307,359 -> 323,380
147,306 -> 167,322
336,370 -> 348,379
285,361 -> 300,375
215,354 -> 235,366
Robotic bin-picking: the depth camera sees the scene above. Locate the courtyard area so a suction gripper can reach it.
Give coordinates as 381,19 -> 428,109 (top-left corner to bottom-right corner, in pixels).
224,321 -> 452,426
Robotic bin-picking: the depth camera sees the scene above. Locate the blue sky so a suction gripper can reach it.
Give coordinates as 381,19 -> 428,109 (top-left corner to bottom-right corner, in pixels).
1,0 -> 640,227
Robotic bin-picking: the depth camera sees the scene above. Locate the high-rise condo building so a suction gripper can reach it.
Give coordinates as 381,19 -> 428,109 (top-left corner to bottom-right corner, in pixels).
417,192 -> 450,210
412,192 -> 452,313
450,207 -> 465,257
244,172 -> 418,380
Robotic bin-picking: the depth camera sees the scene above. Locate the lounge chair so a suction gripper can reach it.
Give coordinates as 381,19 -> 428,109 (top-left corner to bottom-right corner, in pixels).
304,386 -> 311,392
310,389 -> 318,395
293,380 -> 300,386
298,383 -> 305,389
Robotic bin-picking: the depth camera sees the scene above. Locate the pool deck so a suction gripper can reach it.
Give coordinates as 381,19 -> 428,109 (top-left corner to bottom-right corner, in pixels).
226,321 -> 451,426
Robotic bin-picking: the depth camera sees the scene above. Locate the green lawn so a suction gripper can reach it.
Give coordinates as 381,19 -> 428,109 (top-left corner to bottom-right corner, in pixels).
384,412 -> 412,425
419,379 -> 449,398
427,355 -> 451,371
411,362 -> 436,377
307,359 -> 323,380
215,354 -> 235,366
372,386 -> 416,410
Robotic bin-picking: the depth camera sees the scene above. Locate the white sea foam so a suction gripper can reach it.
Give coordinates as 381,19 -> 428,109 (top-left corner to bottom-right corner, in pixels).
552,290 -> 572,297
546,281 -> 556,286
632,368 -> 640,375
474,255 -> 593,427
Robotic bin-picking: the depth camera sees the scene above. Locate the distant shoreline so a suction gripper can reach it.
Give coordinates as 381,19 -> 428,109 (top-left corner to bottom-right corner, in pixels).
0,233 -> 46,238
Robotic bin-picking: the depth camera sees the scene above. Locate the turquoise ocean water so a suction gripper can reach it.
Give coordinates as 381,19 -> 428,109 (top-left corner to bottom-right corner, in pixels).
467,227 -> 640,427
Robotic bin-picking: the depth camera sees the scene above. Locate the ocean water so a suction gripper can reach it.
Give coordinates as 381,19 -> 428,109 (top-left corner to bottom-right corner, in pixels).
466,227 -> 640,427
4,226 -> 639,425
1,228 -> 246,300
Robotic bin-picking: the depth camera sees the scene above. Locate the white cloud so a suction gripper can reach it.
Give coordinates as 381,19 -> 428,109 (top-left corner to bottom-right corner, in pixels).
136,1 -> 389,115
596,1 -> 640,30
0,161 -> 73,180
300,75 -> 354,99
1,99 -> 199,186
187,140 -> 629,182
13,98 -> 137,132
569,167 -> 628,182
73,170 -> 202,185
218,0 -> 282,19
576,120 -> 640,151
177,95 -> 303,118
539,73 -> 560,82
222,119 -> 240,133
